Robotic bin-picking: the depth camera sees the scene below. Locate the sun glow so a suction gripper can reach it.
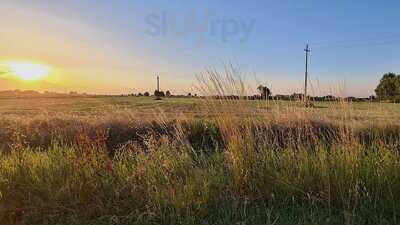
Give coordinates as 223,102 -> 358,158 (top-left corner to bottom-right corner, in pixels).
6,61 -> 51,81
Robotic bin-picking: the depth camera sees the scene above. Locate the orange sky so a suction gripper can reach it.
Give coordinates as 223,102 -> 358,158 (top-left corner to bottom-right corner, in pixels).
0,1 -> 384,97
0,2 -> 192,95
0,1 -> 307,96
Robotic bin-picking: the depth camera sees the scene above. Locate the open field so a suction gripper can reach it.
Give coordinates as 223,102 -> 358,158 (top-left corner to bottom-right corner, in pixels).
1,96 -> 400,225
3,0 -> 400,224
1,96 -> 399,121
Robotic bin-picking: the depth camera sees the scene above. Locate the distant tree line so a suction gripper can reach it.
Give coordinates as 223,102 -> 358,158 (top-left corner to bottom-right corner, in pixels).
0,90 -> 90,99
7,73 -> 391,102
129,90 -> 196,98
127,86 -> 376,102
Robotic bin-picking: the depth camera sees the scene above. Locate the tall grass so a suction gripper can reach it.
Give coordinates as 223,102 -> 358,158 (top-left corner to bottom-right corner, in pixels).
1,67 -> 400,225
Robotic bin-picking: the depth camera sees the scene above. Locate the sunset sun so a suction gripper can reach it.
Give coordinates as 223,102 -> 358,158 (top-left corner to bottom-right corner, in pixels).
6,61 -> 51,81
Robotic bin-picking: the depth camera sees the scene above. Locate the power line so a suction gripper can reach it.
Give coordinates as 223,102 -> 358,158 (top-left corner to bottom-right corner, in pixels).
310,35 -> 400,49
315,40 -> 400,49
311,36 -> 400,46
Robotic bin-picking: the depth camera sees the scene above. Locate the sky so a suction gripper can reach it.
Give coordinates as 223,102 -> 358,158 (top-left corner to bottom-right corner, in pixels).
1,0 -> 400,97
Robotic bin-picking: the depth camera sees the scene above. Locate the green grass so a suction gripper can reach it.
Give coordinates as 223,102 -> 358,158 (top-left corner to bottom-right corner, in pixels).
0,96 -> 400,224
1,138 -> 400,224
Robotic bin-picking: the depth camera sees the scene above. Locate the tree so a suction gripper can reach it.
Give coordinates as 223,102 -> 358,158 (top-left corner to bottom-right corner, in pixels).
375,73 -> 400,100
154,90 -> 165,97
166,90 -> 171,97
257,85 -> 271,100
144,92 -> 150,97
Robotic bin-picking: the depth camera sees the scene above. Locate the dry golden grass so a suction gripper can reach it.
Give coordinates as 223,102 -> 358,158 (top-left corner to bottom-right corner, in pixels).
0,67 -> 400,225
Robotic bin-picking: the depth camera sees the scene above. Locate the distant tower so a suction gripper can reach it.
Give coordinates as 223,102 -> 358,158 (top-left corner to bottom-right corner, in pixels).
157,76 -> 160,92
304,44 -> 310,102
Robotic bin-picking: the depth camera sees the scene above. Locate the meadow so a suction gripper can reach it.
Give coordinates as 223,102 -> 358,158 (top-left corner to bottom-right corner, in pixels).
1,93 -> 400,225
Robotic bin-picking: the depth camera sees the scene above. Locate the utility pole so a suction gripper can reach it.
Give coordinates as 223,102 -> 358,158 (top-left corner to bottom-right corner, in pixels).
157,75 -> 160,92
304,44 -> 310,102
155,75 -> 162,100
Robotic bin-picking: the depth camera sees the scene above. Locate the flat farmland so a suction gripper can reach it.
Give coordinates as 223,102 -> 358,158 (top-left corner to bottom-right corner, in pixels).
1,96 -> 400,225
0,96 -> 399,123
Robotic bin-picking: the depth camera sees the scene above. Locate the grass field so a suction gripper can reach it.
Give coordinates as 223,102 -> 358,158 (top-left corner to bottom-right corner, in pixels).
1,96 -> 400,225
1,96 -> 399,121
